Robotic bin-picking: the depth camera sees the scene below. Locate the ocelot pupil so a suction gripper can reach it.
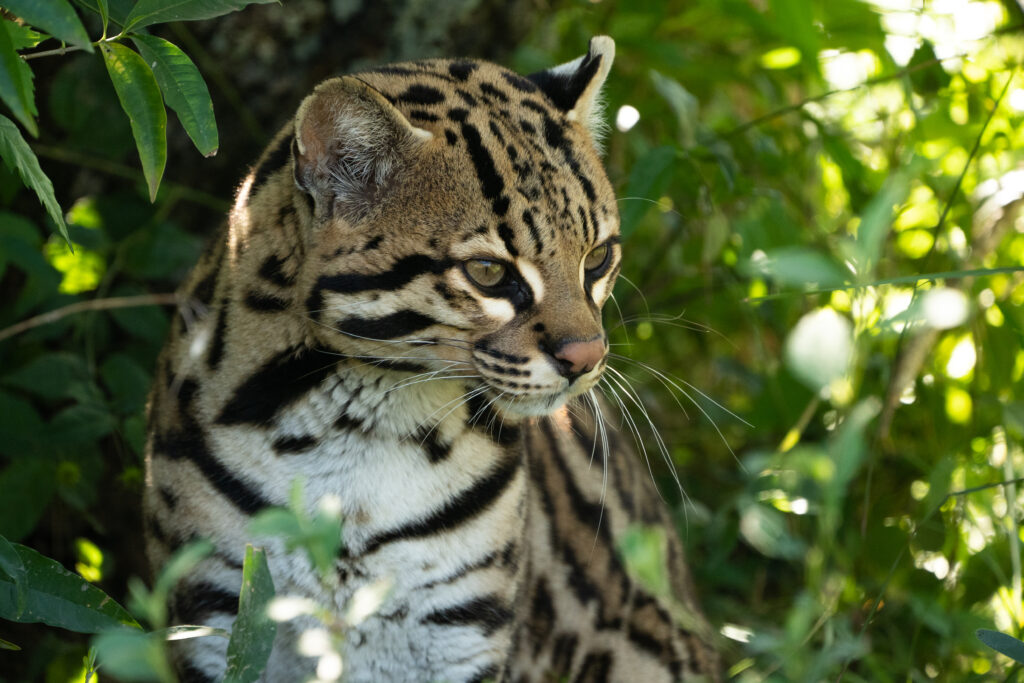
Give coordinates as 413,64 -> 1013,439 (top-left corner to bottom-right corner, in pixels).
466,259 -> 507,288
584,244 -> 608,271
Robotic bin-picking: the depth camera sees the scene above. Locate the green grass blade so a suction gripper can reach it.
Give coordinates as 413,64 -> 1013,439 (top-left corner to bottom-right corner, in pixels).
0,19 -> 37,137
0,0 -> 92,51
101,41 -> 166,202
0,114 -> 69,244
124,0 -> 277,32
131,34 -> 218,157
224,545 -> 277,683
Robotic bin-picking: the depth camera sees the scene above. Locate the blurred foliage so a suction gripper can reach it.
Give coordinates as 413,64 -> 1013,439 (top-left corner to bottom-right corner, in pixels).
515,0 -> 1024,680
0,0 -> 1023,680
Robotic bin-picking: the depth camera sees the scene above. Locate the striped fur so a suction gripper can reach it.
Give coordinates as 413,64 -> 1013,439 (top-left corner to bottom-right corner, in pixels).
145,37 -> 720,681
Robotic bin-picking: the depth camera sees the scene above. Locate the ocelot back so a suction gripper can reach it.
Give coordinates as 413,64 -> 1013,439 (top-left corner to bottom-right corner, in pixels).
144,36 -> 720,681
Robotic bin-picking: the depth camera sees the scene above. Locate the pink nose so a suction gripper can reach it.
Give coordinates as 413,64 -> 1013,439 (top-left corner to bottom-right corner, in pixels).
553,338 -> 606,379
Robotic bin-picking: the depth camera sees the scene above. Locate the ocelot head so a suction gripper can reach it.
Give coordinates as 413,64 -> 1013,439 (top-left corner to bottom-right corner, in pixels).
293,37 -> 619,417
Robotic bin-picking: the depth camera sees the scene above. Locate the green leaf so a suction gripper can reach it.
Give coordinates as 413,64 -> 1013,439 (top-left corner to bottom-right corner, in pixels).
977,629 -> 1024,664
0,21 -> 37,134
650,70 -> 699,148
0,0 -> 92,51
0,389 -> 45,457
747,246 -> 848,288
131,34 -> 218,157
0,534 -> 27,618
0,636 -> 19,650
224,545 -> 276,683
124,0 -> 278,32
93,629 -> 173,682
619,145 -> 676,237
0,114 -> 70,243
0,542 -> 140,633
3,21 -> 46,51
49,403 -> 118,447
100,353 -> 151,415
0,457 -> 56,541
2,351 -> 91,400
100,41 -> 166,202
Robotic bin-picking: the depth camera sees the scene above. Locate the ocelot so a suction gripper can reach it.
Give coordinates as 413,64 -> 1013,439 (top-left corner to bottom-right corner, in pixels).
144,35 -> 721,682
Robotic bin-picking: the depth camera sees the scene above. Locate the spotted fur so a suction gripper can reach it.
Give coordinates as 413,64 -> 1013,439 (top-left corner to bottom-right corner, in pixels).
145,36 -> 720,682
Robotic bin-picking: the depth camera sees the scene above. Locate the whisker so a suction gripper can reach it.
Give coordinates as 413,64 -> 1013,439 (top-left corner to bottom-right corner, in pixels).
602,367 -> 684,499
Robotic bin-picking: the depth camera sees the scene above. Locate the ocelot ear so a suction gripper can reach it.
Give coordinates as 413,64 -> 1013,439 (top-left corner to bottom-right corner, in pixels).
527,36 -> 615,140
293,76 -> 432,222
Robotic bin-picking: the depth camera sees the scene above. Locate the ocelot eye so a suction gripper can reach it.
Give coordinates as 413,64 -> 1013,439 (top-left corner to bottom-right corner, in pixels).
583,244 -> 610,272
464,259 -> 508,288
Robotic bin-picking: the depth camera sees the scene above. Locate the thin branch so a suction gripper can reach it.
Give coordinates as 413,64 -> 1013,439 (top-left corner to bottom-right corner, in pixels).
21,44 -> 91,60
0,294 -> 180,343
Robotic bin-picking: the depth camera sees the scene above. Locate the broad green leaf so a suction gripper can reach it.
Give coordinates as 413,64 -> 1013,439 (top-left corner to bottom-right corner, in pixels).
224,545 -> 277,683
93,629 -> 173,682
3,21 -> 46,50
48,404 -> 118,447
619,145 -> 676,237
0,457 -> 56,541
739,502 -> 806,560
0,542 -> 140,633
977,629 -> 1024,664
0,534 -> 27,617
853,166 -> 915,278
747,246 -> 848,288
132,34 -> 218,157
2,351 -> 91,401
0,115 -> 70,243
617,524 -> 671,598
100,41 -> 166,202
650,70 -> 698,148
0,0 -> 92,51
0,389 -> 44,457
0,20 -> 37,136
124,0 -> 278,32
100,353 -> 151,415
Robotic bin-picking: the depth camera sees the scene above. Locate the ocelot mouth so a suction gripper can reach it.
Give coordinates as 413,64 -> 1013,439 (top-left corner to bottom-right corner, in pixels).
487,388 -> 569,418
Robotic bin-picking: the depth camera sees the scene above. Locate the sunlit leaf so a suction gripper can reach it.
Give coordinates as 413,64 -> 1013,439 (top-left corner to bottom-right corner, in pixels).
0,542 -> 140,633
224,545 -> 276,683
0,115 -> 69,243
131,34 -> 218,157
0,0 -> 92,51
784,307 -> 854,394
2,20 -> 45,51
100,41 -> 166,202
124,0 -> 278,31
